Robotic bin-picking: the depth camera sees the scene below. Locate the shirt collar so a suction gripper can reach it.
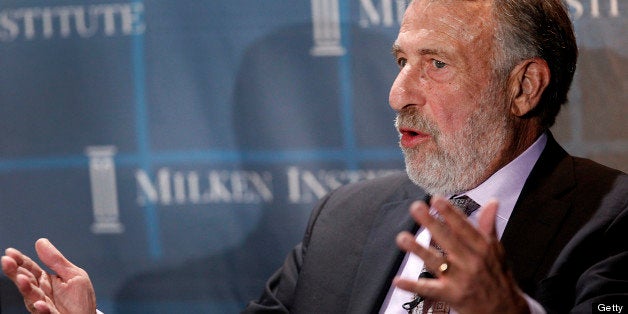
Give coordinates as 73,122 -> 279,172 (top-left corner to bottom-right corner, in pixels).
462,132 -> 547,237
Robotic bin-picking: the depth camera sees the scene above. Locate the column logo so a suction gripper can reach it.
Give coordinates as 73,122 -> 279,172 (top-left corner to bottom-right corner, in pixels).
85,146 -> 124,234
309,0 -> 408,57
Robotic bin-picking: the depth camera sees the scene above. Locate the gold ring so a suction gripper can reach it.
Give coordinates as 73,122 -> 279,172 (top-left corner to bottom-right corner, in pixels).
438,261 -> 449,274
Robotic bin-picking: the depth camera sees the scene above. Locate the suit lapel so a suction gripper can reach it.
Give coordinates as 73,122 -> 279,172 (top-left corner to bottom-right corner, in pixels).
346,198 -> 420,313
501,133 -> 576,293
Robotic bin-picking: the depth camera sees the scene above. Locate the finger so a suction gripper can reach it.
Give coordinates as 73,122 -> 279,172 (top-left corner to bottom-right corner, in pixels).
3,255 -> 40,288
33,300 -> 54,314
409,198 -> 470,257
16,265 -> 40,286
35,239 -> 82,280
396,232 -> 443,274
393,276 -> 448,301
4,248 -> 44,279
2,255 -> 18,279
426,197 -> 484,256
478,199 -> 499,239
15,274 -> 47,308
3,256 -> 46,308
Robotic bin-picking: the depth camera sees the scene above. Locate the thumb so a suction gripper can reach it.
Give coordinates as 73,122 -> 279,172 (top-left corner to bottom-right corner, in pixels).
34,238 -> 82,280
478,199 -> 499,239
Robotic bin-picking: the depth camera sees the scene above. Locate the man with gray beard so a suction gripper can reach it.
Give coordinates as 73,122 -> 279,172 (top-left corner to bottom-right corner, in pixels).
244,0 -> 627,312
3,0 -> 627,313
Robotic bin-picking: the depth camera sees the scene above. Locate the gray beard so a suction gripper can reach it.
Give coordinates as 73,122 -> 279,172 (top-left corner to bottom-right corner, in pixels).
396,101 -> 511,196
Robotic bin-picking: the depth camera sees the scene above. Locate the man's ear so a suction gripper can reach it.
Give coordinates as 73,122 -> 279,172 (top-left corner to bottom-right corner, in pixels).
508,58 -> 551,117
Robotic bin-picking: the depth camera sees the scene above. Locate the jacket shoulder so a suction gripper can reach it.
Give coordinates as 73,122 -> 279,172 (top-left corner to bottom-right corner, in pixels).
310,171 -> 425,215
569,156 -> 627,208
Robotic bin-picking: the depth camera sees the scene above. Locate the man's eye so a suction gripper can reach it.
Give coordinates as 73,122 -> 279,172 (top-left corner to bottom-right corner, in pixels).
433,59 -> 447,69
397,58 -> 407,68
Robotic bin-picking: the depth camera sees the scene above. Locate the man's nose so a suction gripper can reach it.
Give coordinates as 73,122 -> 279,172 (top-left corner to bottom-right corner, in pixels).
389,66 -> 424,112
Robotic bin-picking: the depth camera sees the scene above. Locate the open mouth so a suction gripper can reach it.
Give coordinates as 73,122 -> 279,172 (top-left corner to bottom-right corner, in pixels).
399,127 -> 430,148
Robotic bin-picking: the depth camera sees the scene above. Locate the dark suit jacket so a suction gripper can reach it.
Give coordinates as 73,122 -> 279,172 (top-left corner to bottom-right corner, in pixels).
244,134 -> 628,313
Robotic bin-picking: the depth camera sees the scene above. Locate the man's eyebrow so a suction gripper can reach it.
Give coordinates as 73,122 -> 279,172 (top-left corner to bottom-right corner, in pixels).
418,48 -> 444,56
391,45 -> 446,58
391,44 -> 402,57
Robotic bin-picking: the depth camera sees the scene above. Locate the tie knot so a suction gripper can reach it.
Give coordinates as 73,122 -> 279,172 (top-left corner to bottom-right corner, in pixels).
449,196 -> 480,217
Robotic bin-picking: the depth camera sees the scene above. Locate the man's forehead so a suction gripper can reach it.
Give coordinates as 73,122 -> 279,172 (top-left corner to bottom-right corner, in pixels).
402,0 -> 494,24
398,0 -> 495,44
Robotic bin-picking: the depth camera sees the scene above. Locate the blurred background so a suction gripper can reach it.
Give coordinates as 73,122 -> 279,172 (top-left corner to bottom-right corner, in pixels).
0,0 -> 625,313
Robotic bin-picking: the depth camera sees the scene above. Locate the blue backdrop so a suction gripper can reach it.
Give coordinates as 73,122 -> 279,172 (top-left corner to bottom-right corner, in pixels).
1,1 -> 626,313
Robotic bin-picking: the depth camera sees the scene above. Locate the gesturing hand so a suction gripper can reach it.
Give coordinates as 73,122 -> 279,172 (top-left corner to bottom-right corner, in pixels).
394,196 -> 529,314
1,238 -> 96,314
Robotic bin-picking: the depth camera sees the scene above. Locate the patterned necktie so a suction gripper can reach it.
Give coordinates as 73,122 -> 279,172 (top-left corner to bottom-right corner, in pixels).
403,195 -> 480,314
449,196 -> 481,217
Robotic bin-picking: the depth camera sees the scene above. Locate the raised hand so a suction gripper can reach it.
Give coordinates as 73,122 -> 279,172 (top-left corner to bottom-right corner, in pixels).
1,238 -> 96,314
394,196 -> 529,314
